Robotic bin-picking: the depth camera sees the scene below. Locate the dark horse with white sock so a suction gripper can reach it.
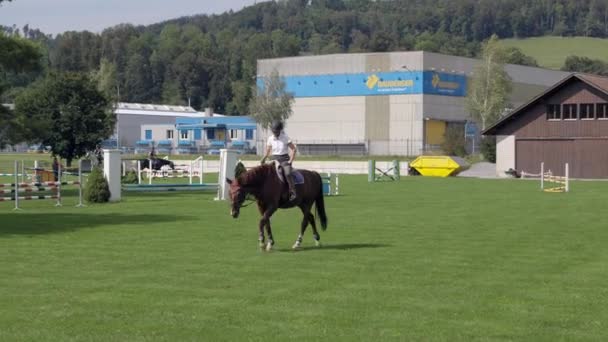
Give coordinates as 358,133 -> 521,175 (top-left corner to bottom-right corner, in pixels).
140,158 -> 175,171
226,163 -> 328,251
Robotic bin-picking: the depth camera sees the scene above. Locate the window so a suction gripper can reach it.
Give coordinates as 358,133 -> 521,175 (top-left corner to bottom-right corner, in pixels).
166,130 -> 174,139
145,130 -> 152,140
597,103 -> 608,119
546,104 -> 561,120
246,129 -> 254,140
562,104 -> 577,120
180,130 -> 188,139
230,129 -> 237,139
194,129 -> 202,140
206,129 -> 215,140
580,103 -> 595,119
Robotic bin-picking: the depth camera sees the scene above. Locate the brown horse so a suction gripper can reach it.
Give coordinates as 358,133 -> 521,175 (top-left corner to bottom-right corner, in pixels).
226,163 -> 328,251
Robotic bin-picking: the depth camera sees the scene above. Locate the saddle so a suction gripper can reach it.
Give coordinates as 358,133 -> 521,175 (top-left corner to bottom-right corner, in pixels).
273,161 -> 304,184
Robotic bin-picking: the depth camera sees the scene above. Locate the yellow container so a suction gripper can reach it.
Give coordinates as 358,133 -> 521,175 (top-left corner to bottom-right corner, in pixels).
410,156 -> 468,177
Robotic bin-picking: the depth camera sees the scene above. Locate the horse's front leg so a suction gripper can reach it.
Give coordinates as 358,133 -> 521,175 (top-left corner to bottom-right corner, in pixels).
257,217 -> 266,249
262,206 -> 277,252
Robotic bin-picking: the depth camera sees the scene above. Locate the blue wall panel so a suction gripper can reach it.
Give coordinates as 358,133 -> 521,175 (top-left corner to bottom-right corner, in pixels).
258,71 -> 466,98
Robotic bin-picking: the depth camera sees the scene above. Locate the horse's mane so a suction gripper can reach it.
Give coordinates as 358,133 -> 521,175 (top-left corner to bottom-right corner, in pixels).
237,164 -> 273,186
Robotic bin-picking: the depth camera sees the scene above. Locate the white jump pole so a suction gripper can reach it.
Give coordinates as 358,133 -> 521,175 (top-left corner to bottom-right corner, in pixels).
55,162 -> 62,207
137,160 -> 142,185
189,159 -> 193,185
335,174 -> 340,195
199,157 -> 203,184
565,163 -> 569,192
21,160 -> 25,183
13,161 -> 20,211
76,159 -> 85,207
540,162 -> 544,190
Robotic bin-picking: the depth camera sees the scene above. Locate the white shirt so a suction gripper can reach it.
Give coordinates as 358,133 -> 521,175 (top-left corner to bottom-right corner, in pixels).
267,132 -> 292,155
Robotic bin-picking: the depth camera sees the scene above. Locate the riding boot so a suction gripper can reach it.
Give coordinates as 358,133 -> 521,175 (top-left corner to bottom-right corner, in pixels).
286,175 -> 297,201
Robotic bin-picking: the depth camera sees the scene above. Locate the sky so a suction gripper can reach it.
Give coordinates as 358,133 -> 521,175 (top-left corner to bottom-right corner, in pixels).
0,0 -> 263,35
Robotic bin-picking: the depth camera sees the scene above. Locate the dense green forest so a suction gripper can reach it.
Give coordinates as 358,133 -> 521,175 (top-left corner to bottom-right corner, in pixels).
2,0 -> 608,114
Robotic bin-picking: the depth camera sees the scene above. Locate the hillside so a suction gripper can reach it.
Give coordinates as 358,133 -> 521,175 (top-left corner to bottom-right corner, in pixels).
502,36 -> 608,70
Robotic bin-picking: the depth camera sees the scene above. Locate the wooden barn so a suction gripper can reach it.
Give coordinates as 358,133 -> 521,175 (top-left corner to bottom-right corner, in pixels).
484,73 -> 608,179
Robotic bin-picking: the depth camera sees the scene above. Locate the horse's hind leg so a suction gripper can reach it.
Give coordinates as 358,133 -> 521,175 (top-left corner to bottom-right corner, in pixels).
293,204 -> 311,250
264,219 -> 275,252
308,213 -> 321,247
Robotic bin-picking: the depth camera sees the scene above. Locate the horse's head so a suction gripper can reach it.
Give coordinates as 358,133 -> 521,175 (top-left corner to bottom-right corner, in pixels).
169,161 -> 175,170
226,178 -> 246,218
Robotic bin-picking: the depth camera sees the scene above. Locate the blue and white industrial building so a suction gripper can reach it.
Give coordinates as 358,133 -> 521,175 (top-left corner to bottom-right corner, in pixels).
257,51 -> 569,155
111,103 -> 257,154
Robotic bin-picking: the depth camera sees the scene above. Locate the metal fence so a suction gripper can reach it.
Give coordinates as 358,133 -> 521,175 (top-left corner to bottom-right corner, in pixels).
254,139 -> 430,157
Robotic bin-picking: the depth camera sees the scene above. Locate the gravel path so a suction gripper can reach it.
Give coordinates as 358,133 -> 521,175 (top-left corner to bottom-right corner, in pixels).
458,162 -> 498,179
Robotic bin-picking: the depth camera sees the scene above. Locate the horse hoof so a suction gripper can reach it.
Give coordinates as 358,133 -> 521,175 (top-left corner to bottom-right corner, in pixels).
315,240 -> 321,247
265,242 -> 273,252
292,242 -> 301,250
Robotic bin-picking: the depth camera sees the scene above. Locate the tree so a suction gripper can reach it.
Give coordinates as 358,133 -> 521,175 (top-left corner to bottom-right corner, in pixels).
503,46 -> 538,67
562,55 -> 608,75
13,72 -> 114,165
93,58 -> 119,101
466,35 -> 513,131
0,31 -> 43,148
248,69 -> 294,129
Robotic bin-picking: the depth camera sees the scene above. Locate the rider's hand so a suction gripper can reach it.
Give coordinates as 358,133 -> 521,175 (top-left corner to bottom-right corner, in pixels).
260,157 -> 267,165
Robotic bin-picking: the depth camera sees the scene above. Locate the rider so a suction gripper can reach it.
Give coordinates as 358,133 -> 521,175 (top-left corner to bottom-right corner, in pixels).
148,146 -> 157,160
261,120 -> 297,201
94,144 -> 103,165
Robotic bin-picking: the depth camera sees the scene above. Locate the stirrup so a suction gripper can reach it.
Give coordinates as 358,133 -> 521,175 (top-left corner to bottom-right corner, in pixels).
289,191 -> 296,201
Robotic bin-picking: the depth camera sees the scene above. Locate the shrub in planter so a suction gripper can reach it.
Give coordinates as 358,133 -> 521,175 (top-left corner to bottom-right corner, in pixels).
84,166 -> 111,203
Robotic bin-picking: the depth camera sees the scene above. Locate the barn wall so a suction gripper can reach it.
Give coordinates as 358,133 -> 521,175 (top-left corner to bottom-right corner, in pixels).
498,80 -> 608,138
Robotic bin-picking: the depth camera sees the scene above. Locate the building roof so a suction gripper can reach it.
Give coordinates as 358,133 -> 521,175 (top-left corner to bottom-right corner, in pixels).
115,102 -> 210,118
175,116 -> 256,130
258,51 -> 569,87
483,73 -> 608,135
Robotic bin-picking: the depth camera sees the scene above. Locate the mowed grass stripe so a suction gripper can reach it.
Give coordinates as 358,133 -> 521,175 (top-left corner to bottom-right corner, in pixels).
1,175 -> 608,341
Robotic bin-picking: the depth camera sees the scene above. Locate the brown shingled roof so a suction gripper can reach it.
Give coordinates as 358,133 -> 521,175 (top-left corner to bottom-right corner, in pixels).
577,73 -> 608,93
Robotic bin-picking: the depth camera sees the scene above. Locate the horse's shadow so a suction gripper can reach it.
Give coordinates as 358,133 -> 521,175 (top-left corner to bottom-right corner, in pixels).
275,243 -> 390,253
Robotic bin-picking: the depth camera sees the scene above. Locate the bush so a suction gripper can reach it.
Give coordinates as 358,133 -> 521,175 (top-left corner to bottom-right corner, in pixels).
122,170 -> 138,184
84,166 -> 111,203
480,136 -> 496,163
441,125 -> 466,157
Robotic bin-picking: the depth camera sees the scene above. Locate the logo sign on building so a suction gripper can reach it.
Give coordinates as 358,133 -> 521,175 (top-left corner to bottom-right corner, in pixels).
423,72 -> 467,96
261,71 -> 466,98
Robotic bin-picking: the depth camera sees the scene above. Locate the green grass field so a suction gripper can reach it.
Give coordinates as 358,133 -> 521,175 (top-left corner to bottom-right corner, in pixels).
502,36 -> 608,70
2,169 -> 608,341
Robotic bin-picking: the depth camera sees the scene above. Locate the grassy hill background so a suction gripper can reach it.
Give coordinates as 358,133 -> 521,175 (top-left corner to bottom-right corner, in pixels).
502,36 -> 608,70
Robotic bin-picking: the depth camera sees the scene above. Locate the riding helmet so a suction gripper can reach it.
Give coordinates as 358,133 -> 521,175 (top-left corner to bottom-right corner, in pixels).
271,120 -> 284,134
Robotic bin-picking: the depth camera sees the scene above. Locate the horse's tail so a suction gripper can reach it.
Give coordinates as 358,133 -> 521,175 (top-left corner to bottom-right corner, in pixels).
315,173 -> 328,231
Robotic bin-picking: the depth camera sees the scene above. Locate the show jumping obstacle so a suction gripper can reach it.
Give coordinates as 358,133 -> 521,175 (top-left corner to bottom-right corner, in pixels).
1,160 -> 85,210
123,156 -> 217,193
541,162 -> 569,193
